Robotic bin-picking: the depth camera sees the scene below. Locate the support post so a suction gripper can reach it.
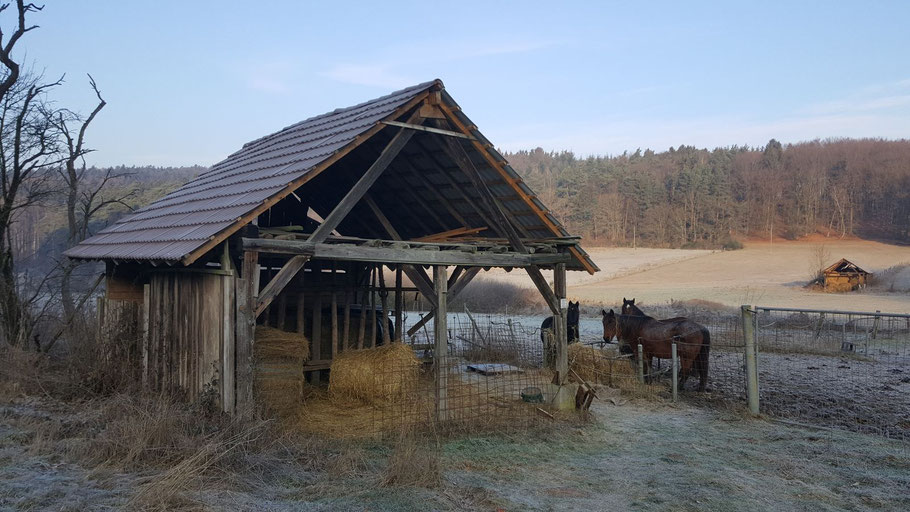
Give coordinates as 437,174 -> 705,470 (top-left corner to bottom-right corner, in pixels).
236,250 -> 258,412
554,263 -> 568,384
742,304 -> 760,415
671,342 -> 678,403
141,283 -> 150,390
394,266 -> 403,341
637,344 -> 645,384
433,265 -> 448,422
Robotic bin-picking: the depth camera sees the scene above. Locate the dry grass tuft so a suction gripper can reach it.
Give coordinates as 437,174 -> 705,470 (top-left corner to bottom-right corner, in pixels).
329,343 -> 419,404
380,433 -> 441,488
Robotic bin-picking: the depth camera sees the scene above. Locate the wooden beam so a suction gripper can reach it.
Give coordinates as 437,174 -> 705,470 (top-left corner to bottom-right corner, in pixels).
308,123 -> 417,244
362,193 -> 401,241
406,266 -> 480,336
255,255 -> 308,317
413,226 -> 487,242
381,120 -> 475,140
394,266 -> 403,342
244,239 -> 570,267
438,135 -> 531,249
527,266 -> 560,315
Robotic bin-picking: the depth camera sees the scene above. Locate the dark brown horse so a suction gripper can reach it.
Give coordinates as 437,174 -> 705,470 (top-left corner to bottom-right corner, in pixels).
601,305 -> 710,391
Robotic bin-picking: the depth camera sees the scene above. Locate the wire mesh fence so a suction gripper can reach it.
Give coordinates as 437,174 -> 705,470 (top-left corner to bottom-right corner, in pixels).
752,307 -> 910,441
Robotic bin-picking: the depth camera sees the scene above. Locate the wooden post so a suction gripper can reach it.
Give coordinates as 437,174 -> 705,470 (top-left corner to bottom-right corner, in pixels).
342,290 -> 351,350
742,305 -> 759,415
312,294 -> 322,362
554,263 -> 568,384
331,291 -> 338,359
276,294 -> 287,330
368,266 -> 377,348
379,266 -> 391,345
141,284 -> 150,390
222,276 -> 235,414
295,293 -> 305,334
671,342 -> 678,403
236,250 -> 258,412
357,277 -> 367,349
394,266 -> 403,342
637,344 -> 645,384
434,265 -> 448,422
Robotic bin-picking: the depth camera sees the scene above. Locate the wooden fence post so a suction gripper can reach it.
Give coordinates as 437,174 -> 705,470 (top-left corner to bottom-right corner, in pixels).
637,344 -> 644,384
742,304 -> 760,415
433,265 -> 448,422
671,342 -> 678,402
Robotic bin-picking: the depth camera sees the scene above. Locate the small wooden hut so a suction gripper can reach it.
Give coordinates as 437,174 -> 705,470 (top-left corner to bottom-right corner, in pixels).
65,79 -> 597,415
823,258 -> 870,292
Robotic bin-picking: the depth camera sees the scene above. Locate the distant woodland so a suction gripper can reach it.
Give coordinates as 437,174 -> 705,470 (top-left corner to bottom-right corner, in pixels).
507,138 -> 910,248
10,138 -> 910,275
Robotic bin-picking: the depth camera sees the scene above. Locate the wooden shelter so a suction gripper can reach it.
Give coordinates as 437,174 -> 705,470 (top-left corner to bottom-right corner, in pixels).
823,258 -> 870,292
66,79 -> 597,414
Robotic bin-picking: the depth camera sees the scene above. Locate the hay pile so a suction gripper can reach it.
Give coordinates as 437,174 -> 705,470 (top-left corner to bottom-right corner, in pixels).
568,344 -> 635,385
329,343 -> 419,404
254,326 -> 310,418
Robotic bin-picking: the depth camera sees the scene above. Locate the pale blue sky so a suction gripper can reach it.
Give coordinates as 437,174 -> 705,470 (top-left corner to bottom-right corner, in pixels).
11,1 -> 910,166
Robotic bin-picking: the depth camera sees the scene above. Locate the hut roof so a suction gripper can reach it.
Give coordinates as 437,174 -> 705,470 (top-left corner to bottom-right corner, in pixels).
823,258 -> 870,275
65,79 -> 597,272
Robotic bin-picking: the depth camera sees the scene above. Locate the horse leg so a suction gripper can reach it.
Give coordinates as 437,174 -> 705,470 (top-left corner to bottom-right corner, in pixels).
678,355 -> 696,391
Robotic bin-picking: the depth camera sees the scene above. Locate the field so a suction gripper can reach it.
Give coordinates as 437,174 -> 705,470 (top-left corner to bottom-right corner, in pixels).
484,238 -> 910,313
2,396 -> 908,511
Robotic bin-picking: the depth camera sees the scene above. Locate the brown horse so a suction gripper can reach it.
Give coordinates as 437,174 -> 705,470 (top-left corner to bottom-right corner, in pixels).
601,306 -> 710,391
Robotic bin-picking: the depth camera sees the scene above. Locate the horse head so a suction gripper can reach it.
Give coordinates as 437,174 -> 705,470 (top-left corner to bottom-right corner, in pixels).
621,297 -> 636,315
601,308 -> 618,343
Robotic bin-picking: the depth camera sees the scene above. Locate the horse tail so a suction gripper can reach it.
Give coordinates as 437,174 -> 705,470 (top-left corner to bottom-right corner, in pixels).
696,326 -> 710,391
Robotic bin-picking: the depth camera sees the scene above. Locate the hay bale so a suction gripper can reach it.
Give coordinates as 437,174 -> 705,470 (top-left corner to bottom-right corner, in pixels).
329,343 -> 419,404
568,344 -> 635,385
254,326 -> 310,362
254,327 -> 309,418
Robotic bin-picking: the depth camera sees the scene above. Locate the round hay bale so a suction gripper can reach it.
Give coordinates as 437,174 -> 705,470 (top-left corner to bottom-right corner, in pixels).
329,343 -> 419,404
568,344 -> 635,384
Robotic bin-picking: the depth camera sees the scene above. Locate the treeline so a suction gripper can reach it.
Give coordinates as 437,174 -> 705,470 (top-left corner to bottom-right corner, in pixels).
505,138 -> 910,248
12,166 -> 201,272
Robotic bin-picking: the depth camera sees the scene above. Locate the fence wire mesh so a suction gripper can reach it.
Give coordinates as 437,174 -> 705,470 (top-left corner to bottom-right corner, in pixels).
753,307 -> 910,440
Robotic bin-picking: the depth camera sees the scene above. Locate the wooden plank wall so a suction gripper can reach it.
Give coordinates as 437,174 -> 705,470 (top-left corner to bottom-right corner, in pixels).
144,271 -> 233,407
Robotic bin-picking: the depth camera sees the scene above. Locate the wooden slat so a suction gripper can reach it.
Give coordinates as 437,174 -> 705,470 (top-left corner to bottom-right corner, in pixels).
380,120 -> 475,140
236,250 -> 258,411
394,266 -> 403,341
243,238 -> 571,267
222,275 -> 235,414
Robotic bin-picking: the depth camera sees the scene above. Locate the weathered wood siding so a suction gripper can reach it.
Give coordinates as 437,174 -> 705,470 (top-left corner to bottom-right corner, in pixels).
145,272 -> 234,408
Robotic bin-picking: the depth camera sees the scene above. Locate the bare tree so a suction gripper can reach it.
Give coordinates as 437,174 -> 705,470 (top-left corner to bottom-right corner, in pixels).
0,1 -> 63,348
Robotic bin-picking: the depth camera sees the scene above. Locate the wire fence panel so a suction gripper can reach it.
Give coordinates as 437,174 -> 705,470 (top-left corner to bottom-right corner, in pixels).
754,306 -> 910,440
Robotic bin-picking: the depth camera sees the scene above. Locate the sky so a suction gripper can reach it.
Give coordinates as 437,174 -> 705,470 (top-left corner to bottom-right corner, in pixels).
9,1 -> 910,167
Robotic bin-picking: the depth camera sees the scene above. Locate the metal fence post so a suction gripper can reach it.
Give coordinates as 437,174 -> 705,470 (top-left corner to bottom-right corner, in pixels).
671,342 -> 678,402
742,305 -> 759,415
637,343 -> 645,384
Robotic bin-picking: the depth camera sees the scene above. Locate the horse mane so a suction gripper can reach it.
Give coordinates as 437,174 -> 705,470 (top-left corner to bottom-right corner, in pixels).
618,313 -> 650,340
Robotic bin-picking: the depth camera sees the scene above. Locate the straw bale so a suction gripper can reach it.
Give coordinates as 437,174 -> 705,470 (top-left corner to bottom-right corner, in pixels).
568,344 -> 635,385
254,327 -> 309,418
254,326 -> 310,362
329,343 -> 419,404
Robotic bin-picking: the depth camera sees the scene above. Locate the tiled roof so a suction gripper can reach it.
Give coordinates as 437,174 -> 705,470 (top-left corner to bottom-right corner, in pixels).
65,81 -> 437,262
